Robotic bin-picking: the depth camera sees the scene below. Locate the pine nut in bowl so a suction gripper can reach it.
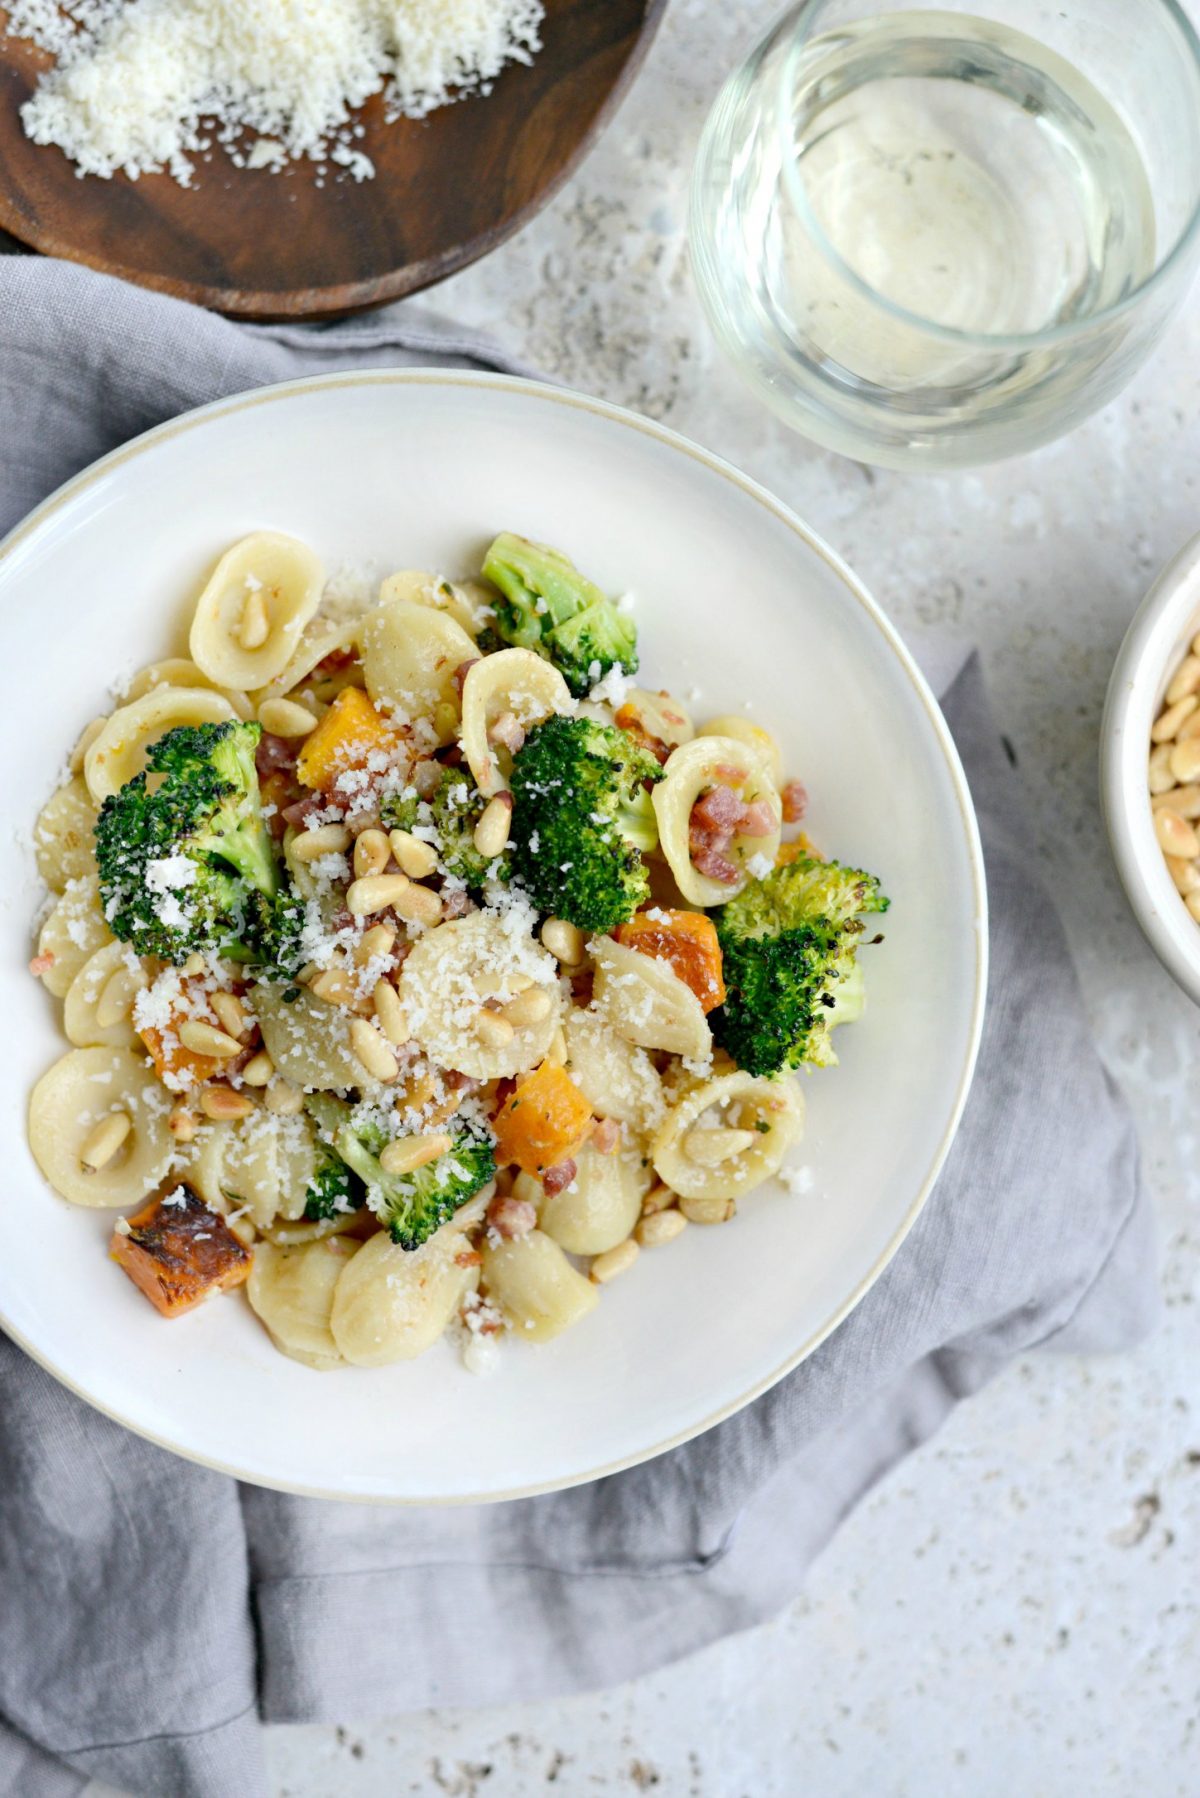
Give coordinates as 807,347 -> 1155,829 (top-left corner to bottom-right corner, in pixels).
1102,532 -> 1200,1004
0,370 -> 985,1503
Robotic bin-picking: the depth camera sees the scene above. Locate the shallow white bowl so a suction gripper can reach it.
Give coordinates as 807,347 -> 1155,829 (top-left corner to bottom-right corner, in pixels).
1102,531 -> 1200,1004
0,372 -> 986,1502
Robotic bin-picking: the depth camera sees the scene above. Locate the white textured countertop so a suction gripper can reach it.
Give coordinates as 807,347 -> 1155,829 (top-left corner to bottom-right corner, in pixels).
87,1 -> 1200,1790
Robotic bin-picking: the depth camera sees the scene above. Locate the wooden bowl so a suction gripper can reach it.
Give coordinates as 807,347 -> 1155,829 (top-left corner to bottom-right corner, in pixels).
0,0 -> 666,319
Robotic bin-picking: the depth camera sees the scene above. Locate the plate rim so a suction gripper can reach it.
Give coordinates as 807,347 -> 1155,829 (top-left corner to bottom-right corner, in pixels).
0,0 -> 669,320
0,368 -> 988,1503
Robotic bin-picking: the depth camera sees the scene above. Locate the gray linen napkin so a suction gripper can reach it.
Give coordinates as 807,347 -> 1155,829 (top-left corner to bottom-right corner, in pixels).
0,262 -> 1157,1798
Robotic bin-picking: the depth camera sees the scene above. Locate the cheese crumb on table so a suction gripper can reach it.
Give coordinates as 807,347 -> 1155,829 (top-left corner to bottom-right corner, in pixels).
4,0 -> 545,188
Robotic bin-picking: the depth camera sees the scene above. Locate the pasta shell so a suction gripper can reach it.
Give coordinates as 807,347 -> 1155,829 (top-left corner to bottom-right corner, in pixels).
397,910 -> 561,1081
652,735 -> 782,906
248,1237 -> 358,1369
481,1229 -> 598,1343
28,1045 -> 174,1208
63,941 -> 146,1049
33,776 -> 98,891
537,1142 -> 650,1256
189,532 -> 325,691
650,1071 -> 805,1202
36,876 -> 112,998
590,937 -> 712,1061
84,686 -> 236,803
360,597 -> 476,739
459,648 -> 573,795
331,1226 -> 479,1366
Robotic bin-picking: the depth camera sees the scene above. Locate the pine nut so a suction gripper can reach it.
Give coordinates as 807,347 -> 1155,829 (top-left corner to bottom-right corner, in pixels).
476,971 -> 531,998
475,1009 -> 516,1048
679,1195 -> 737,1225
544,1026 -> 568,1067
379,1131 -> 452,1175
372,979 -> 410,1045
1167,856 -> 1200,895
502,987 -> 552,1029
1170,739 -> 1200,785
1187,892 -> 1200,923
69,716 -> 106,775
183,953 -> 206,976
179,1020 -> 244,1058
434,700 -> 460,742
1167,655 -> 1200,705
355,922 -> 397,965
353,828 -> 391,879
392,881 -> 443,927
1149,743 -> 1176,794
683,1126 -> 758,1166
473,792 -> 513,860
635,1209 -> 687,1248
265,1079 -> 304,1116
350,1018 -> 399,1083
1178,708 -> 1200,743
309,966 -> 365,1010
79,1110 -> 131,1172
258,697 -> 317,737
1154,783 -> 1200,820
95,965 -> 143,1030
242,1049 -> 275,1086
168,1103 -> 197,1142
641,1182 -> 676,1215
201,1084 -> 255,1120
346,873 -> 412,917
238,587 -> 270,650
1151,696 -> 1198,742
210,991 -> 248,1040
1153,808 -> 1200,860
388,828 -> 438,879
590,1239 -> 640,1283
292,823 -> 351,861
541,917 -> 585,965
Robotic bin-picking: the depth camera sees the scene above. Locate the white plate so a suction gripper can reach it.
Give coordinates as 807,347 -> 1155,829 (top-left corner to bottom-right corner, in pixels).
0,373 -> 986,1503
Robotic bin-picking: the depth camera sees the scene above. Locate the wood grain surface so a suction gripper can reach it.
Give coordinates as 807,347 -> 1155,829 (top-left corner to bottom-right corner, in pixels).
0,0 -> 667,319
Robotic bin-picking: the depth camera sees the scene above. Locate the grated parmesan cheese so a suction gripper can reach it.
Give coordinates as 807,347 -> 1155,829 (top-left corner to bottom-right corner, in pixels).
5,0 -> 545,187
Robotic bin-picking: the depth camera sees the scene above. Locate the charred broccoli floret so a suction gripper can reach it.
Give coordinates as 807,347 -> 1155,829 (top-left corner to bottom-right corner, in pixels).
307,1096 -> 495,1251
482,532 -> 638,697
381,767 -> 510,889
300,1114 -> 364,1222
508,714 -> 662,931
95,721 -> 301,970
712,854 -> 890,1076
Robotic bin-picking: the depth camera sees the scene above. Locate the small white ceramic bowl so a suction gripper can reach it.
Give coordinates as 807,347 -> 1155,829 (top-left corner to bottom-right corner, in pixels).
1102,532 -> 1200,1003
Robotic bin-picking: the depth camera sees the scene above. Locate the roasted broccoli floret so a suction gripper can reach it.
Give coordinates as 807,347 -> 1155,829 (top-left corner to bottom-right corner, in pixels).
301,1121 -> 364,1222
95,721 -> 302,970
307,1096 -> 495,1250
713,854 -> 890,1076
482,532 -> 638,697
381,767 -> 510,889
508,714 -> 662,931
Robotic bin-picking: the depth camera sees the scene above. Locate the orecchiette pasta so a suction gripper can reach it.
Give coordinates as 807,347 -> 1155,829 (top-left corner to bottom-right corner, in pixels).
378,570 -> 493,639
84,687 -> 237,803
254,985 -> 370,1094
28,1046 -> 174,1208
697,715 -> 782,783
36,876 -> 112,998
653,735 -> 783,906
251,618 -> 360,707
480,1229 -> 599,1343
618,687 -> 695,752
248,1237 -> 358,1370
590,937 -> 712,1061
360,597 -> 476,740
561,1008 -> 665,1132
189,531 -> 325,691
187,1110 -> 318,1230
33,776 -> 98,890
330,1225 -> 480,1366
537,1142 -> 650,1256
459,648 -> 573,794
63,941 -> 146,1049
397,910 -> 561,1080
122,658 -> 254,720
651,1071 -> 806,1202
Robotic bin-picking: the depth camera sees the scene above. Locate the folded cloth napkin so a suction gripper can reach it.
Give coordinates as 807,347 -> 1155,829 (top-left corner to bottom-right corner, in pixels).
0,261 -> 1158,1798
